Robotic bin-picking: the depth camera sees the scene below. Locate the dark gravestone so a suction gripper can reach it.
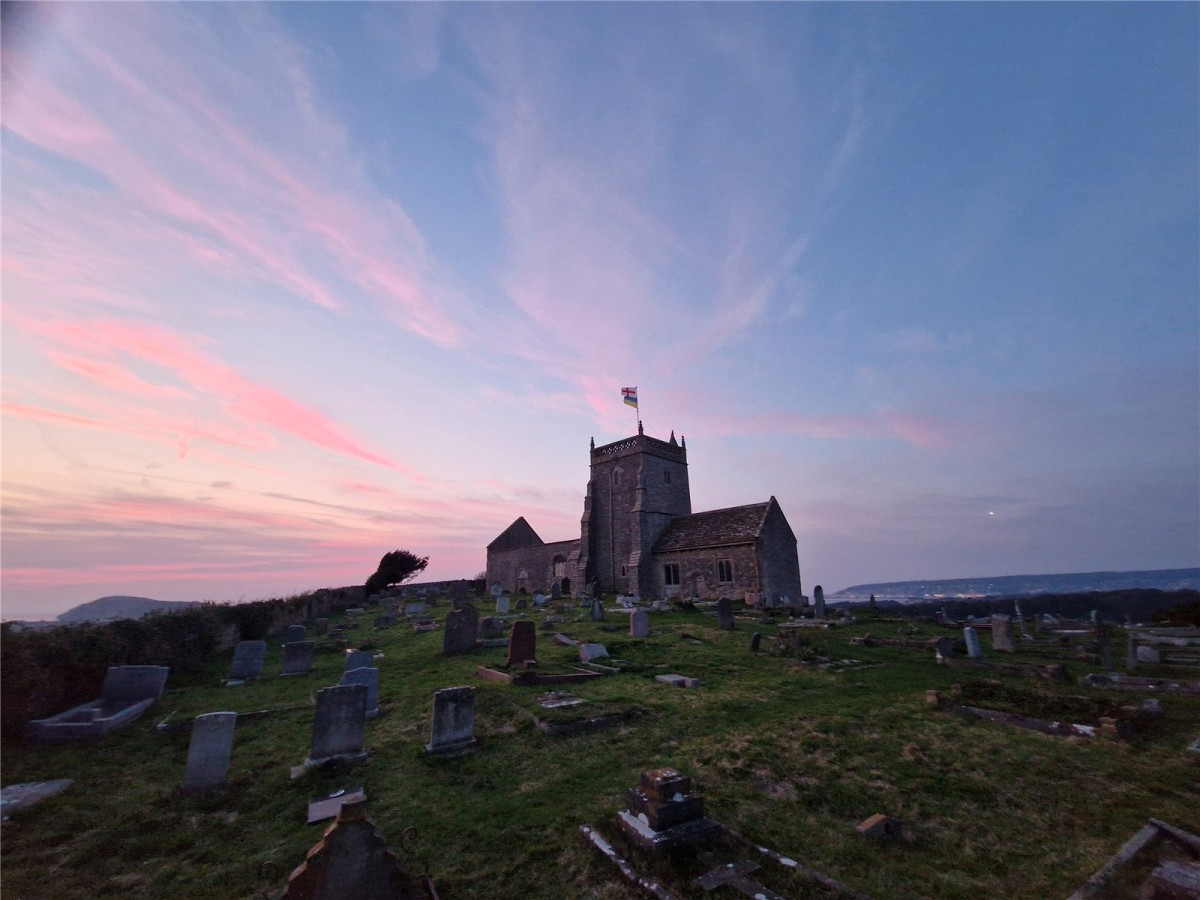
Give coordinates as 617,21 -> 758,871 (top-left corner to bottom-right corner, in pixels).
590,598 -> 606,622
280,799 -> 430,900
1096,617 -> 1113,670
285,625 -> 306,644
442,604 -> 478,656
228,641 -> 267,681
750,633 -> 762,653
813,585 -> 826,619
340,667 -> 381,719
717,598 -> 735,631
315,618 -> 330,636
515,597 -> 528,611
307,684 -> 368,767
345,650 -> 375,672
425,686 -> 477,756
550,582 -> 562,601
478,617 -> 503,640
180,711 -> 237,792
935,636 -> 955,661
507,620 -> 537,667
281,641 -> 315,676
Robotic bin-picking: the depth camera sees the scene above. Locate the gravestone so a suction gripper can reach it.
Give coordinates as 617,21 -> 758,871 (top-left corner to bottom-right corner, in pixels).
750,633 -> 762,653
180,711 -> 237,792
478,617 -> 503,640
964,626 -> 983,659
496,595 -> 511,615
934,636 -> 955,661
425,686 -> 477,756
1136,645 -> 1162,664
534,593 -> 546,607
579,643 -> 609,663
442,605 -> 478,656
404,602 -> 425,617
345,608 -> 365,617
590,598 -> 606,622
340,667 -> 380,719
285,625 -> 306,644
990,615 -> 1015,653
550,583 -> 561,601
280,799 -> 429,899
228,640 -> 267,681
1096,617 -> 1113,669
813,585 -> 826,619
281,641 -> 315,676
490,582 -> 502,603
345,649 -> 375,672
315,618 -> 330,636
618,768 -> 719,853
306,683 -> 368,767
506,620 -> 536,667
629,609 -> 649,638
515,597 -> 528,611
717,598 -> 735,631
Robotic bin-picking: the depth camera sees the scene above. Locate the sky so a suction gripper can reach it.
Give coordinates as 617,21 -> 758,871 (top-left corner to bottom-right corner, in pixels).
2,3 -> 1197,620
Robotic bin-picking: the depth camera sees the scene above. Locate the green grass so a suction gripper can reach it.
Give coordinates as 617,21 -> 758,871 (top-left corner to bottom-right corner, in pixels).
2,606 -> 1198,899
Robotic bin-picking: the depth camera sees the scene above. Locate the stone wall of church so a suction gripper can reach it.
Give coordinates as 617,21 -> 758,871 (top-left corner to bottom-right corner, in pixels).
652,544 -> 759,599
756,505 -> 803,602
486,539 -> 579,594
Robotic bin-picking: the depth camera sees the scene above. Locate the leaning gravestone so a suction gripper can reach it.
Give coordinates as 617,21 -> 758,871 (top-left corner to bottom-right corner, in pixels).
345,649 -> 374,672
425,686 -> 477,756
990,615 -> 1015,653
442,605 -> 478,656
228,640 -> 267,681
507,621 -> 537,667
340,667 -> 380,719
281,641 -> 315,676
590,597 -> 606,622
964,626 -> 983,659
813,585 -> 826,620
579,643 -> 609,663
180,711 -> 237,793
717,598 -> 735,631
285,624 -> 306,644
305,683 -> 368,769
478,617 -> 503,640
629,609 -> 650,638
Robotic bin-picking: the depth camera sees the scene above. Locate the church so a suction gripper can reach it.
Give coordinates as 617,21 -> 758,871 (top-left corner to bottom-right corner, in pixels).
486,425 -> 804,602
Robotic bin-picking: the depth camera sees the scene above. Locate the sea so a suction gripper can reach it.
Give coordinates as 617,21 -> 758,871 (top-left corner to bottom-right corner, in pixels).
830,567 -> 1200,604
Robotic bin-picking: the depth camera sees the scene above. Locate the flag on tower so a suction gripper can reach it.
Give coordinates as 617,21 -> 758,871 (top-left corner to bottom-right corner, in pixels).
621,387 -> 638,409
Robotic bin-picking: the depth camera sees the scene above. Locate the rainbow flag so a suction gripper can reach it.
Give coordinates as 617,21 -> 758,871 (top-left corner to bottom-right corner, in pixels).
622,387 -> 638,409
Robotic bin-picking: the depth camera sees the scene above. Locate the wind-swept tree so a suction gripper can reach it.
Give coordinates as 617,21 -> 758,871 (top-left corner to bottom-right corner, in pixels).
364,550 -> 429,597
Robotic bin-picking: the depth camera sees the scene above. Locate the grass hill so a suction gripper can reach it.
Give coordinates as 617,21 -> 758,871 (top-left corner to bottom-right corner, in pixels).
2,596 -> 1198,898
57,595 -> 202,624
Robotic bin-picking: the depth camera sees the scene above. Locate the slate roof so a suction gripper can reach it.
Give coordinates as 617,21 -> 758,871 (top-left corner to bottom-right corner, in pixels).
652,501 -> 771,552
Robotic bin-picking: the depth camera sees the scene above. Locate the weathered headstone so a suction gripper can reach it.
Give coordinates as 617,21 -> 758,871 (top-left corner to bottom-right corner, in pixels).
478,617 -> 503,640
515,597 -> 528,611
533,593 -> 546,607
813,585 -> 826,620
280,799 -> 429,899
490,581 -> 502,602
750,633 -> 762,653
345,649 -> 375,672
281,641 -> 315,676
1136,644 -> 1162,664
579,643 -> 609,663
496,594 -> 511,615
285,624 -> 306,644
442,604 -> 478,656
425,686 -> 477,756
315,618 -> 330,636
228,640 -> 267,681
964,626 -> 983,659
717,597 -> 734,631
506,620 -> 536,667
618,768 -> 719,853
629,609 -> 650,638
404,602 -> 426,617
306,683 -> 368,768
550,582 -> 562,601
990,615 -> 1015,653
590,597 -> 606,622
180,711 -> 237,792
340,667 -> 381,719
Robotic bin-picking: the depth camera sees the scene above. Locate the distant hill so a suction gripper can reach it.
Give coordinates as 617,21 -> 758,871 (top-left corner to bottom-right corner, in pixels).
57,595 -> 202,624
832,568 -> 1200,602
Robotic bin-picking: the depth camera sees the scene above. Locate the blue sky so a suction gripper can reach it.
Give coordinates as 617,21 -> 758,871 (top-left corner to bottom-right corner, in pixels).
2,3 -> 1197,618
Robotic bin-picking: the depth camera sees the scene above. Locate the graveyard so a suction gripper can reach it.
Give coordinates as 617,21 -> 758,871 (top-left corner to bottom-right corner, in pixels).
2,591 -> 1198,899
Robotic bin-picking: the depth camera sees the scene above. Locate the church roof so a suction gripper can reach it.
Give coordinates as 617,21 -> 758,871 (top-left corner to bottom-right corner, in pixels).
486,517 -> 544,551
652,501 -> 772,552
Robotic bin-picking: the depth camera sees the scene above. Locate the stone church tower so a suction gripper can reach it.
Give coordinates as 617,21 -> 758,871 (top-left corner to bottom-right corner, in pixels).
572,423 -> 692,597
